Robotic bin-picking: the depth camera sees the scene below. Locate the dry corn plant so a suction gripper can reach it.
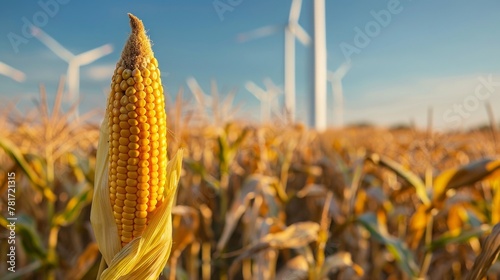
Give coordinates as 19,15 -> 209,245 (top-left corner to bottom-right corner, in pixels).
0,80 -> 99,280
167,124 -> 500,280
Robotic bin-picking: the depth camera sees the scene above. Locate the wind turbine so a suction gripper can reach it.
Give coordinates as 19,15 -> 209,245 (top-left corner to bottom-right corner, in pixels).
0,61 -> 25,82
186,77 -> 214,123
237,0 -> 310,123
327,61 -> 351,128
186,77 -> 238,125
245,78 -> 282,123
187,77 -> 213,109
30,26 -> 113,118
312,0 -> 327,131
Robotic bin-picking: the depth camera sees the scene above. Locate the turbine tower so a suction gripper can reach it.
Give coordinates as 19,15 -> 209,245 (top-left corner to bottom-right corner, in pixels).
327,61 -> 351,128
31,26 -> 113,118
237,0 -> 310,123
0,61 -> 25,82
312,0 -> 327,131
245,78 -> 282,123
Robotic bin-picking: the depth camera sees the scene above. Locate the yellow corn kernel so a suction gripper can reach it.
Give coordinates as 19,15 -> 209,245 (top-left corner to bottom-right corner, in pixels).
107,14 -> 168,246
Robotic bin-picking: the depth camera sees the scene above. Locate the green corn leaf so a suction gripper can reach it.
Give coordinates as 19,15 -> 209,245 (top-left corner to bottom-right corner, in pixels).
54,187 -> 93,227
429,224 -> 490,251
184,158 -> 220,191
357,213 -> 419,278
1,214 -> 47,260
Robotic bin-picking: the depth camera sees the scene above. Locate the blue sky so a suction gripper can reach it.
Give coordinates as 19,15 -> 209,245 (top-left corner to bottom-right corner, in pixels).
1,0 -> 500,129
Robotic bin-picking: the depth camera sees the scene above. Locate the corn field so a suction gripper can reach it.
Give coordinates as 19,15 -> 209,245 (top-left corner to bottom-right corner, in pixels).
0,13 -> 499,280
0,77 -> 499,279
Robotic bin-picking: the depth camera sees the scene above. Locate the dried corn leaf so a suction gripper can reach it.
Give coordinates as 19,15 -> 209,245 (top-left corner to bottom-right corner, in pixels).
231,222 -> 319,264
320,251 -> 364,277
446,204 -> 467,234
275,255 -> 308,280
171,206 -> 199,258
66,243 -> 100,280
433,158 -> 500,205
408,204 -> 429,249
216,175 -> 279,254
368,153 -> 430,205
493,181 -> 500,224
215,176 -> 258,254
0,137 -> 56,201
297,183 -> 327,198
466,223 -> 500,280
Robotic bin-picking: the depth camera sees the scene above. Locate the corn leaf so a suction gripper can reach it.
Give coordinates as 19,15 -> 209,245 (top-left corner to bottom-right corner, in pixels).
233,222 -> 320,262
368,153 -> 430,205
1,260 -> 42,280
493,181 -> 500,224
357,213 -> 419,278
466,223 -> 500,280
319,252 -> 363,277
54,187 -> 93,226
90,113 -> 121,266
429,224 -> 491,251
408,204 -> 430,249
66,243 -> 100,280
0,137 -> 56,201
275,255 -> 308,280
171,206 -> 199,258
0,214 -> 47,260
433,158 -> 500,205
183,158 -> 220,190
216,175 -> 259,254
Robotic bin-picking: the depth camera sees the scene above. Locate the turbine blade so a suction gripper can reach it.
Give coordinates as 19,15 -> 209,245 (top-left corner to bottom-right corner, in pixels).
0,61 -> 26,82
74,44 -> 113,66
335,61 -> 351,79
186,77 -> 204,104
31,26 -> 74,61
245,81 -> 266,100
237,25 -> 282,42
187,77 -> 212,106
289,0 -> 303,22
263,78 -> 282,96
291,23 -> 311,46
221,90 -> 236,114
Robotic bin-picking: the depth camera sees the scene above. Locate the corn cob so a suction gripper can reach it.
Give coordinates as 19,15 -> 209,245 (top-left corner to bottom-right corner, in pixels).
107,14 -> 167,246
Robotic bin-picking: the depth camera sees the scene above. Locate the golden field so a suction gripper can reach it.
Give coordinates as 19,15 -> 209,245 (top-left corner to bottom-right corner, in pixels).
0,86 -> 500,280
